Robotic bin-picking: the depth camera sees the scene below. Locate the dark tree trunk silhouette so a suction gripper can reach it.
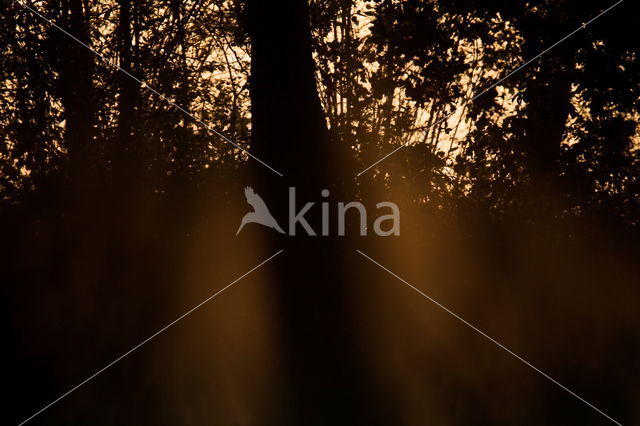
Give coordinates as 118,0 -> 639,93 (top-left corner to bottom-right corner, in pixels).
520,37 -> 573,202
503,7 -> 577,210
245,1 -> 390,424
57,0 -> 96,179
246,3 -> 330,179
170,0 -> 192,175
114,0 -> 141,179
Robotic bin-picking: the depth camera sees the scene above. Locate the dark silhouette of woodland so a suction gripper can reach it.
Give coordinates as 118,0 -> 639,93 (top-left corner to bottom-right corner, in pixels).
2,0 -> 639,425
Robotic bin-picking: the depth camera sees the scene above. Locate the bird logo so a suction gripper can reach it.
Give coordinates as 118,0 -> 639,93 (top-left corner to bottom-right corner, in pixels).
236,186 -> 285,235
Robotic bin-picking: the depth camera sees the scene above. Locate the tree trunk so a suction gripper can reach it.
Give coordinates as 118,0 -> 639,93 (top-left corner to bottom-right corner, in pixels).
245,1 -> 389,424
114,0 -> 141,180
518,15 -> 574,209
57,0 -> 96,180
521,60 -> 572,193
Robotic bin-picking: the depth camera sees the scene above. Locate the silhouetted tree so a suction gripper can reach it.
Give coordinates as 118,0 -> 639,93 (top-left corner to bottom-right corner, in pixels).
244,0 -> 392,424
